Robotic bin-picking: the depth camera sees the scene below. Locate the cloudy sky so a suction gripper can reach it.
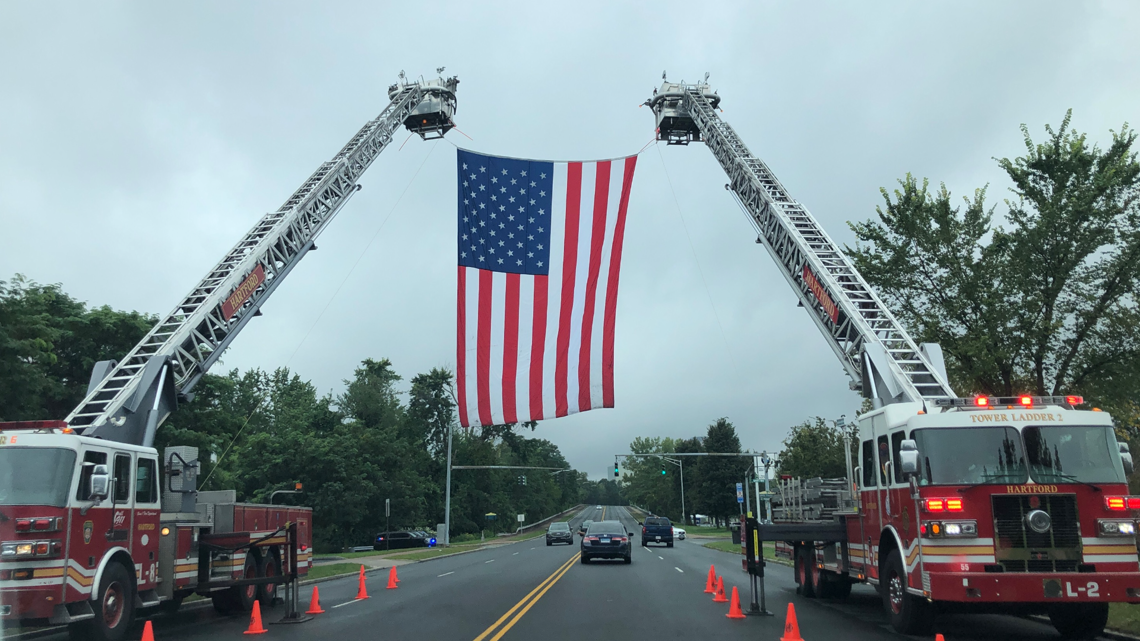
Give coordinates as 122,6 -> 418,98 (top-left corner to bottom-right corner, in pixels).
2,2 -> 1138,479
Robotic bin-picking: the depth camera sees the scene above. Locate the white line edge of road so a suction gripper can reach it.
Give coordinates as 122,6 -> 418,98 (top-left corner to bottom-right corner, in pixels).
485,559 -> 495,563
658,556 -> 664,560
675,567 -> 684,573
438,571 -> 455,577
332,598 -> 365,609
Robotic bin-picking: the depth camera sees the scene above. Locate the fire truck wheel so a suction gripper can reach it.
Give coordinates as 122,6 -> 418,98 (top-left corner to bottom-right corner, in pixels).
72,561 -> 135,641
882,549 -> 933,635
234,553 -> 259,612
795,545 -> 817,598
1049,602 -> 1109,639
257,555 -> 280,607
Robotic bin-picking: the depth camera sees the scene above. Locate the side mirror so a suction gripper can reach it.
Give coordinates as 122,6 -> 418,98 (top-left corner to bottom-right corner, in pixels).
898,440 -> 920,478
1121,442 -> 1134,476
89,464 -> 110,501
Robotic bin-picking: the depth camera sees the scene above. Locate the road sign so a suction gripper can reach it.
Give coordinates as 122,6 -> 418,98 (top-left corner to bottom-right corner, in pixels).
517,514 -> 525,523
736,483 -> 744,503
385,498 -> 390,517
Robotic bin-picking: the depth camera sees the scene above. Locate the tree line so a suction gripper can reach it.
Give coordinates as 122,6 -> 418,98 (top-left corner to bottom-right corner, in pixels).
0,276 -> 604,551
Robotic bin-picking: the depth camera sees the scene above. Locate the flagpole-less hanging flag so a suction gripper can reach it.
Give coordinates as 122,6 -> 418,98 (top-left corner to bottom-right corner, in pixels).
456,149 -> 638,428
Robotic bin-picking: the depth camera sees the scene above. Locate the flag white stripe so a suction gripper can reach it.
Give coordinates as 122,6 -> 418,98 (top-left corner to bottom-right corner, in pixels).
515,277 -> 534,422
565,161 -> 596,415
463,267 -> 481,426
488,270 -> 507,424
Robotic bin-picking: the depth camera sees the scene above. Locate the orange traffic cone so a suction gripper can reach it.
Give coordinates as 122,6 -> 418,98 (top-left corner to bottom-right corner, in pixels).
243,600 -> 268,635
780,602 -> 803,641
704,565 -> 716,593
713,576 -> 728,603
386,565 -> 398,589
393,564 -> 400,583
305,585 -> 325,615
355,565 -> 370,600
726,586 -> 746,619
935,636 -> 944,641
141,620 -> 155,641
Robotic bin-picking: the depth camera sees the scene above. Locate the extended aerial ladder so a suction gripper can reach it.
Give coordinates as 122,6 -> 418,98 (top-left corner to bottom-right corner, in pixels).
65,71 -> 460,446
646,75 -> 954,408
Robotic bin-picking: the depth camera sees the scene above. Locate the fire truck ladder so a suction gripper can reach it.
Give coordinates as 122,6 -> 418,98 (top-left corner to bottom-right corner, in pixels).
647,78 -> 954,407
65,73 -> 460,446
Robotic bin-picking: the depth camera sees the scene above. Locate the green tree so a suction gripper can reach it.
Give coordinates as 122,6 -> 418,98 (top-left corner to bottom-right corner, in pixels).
776,417 -> 855,479
847,113 -> 1140,431
695,418 -> 749,526
0,275 -> 153,421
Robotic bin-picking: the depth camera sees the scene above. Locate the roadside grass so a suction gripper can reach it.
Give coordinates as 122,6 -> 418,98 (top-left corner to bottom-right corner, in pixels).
686,527 -> 733,537
1108,604 -> 1140,636
702,540 -> 788,565
306,563 -> 363,581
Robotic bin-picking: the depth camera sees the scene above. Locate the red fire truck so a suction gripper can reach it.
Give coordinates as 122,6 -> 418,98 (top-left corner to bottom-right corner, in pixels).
0,72 -> 460,640
647,78 -> 1140,638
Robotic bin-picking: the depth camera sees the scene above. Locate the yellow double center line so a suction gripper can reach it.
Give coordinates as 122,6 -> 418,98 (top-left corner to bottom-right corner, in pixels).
473,551 -> 579,641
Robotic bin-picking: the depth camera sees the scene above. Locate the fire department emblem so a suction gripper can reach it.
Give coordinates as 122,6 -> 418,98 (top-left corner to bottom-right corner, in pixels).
83,520 -> 93,544
901,505 -> 910,533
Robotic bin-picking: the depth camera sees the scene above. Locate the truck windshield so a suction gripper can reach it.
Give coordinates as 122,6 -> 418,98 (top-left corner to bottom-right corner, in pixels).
911,427 -> 1027,485
0,447 -> 77,507
1024,425 -> 1126,484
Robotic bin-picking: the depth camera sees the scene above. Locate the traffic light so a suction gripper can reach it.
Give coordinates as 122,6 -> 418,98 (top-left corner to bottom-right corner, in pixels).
614,464 -> 619,477
522,475 -> 527,486
661,464 -> 667,475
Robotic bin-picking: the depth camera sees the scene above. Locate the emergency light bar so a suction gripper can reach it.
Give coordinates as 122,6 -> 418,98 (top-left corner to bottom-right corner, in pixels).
934,395 -> 1083,409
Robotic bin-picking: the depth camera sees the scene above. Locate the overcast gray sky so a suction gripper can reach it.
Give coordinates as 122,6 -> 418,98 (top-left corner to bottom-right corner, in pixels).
2,2 -> 1138,479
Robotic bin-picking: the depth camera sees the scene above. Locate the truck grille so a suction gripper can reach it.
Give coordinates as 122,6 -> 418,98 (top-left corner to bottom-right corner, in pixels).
992,494 -> 1081,572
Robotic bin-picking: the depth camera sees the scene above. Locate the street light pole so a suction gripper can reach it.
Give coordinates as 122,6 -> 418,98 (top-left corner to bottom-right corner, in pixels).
663,456 -> 686,526
444,421 -> 454,546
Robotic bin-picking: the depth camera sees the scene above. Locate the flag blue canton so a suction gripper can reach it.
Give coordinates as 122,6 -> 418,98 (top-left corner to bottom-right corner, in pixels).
457,149 -> 555,275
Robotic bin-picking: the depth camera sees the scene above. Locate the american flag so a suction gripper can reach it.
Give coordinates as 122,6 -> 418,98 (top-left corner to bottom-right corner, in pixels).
456,149 -> 638,428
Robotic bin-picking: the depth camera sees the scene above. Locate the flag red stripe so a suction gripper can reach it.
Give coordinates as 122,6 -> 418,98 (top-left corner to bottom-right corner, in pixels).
578,160 -> 611,411
476,269 -> 493,427
502,273 -> 520,424
456,266 -> 469,427
602,156 -> 637,407
554,162 -> 582,418
529,275 -> 548,421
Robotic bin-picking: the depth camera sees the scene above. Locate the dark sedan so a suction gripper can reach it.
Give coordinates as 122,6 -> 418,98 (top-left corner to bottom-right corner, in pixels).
546,521 -> 573,545
577,519 -> 593,536
580,520 -> 632,564
373,531 -> 428,550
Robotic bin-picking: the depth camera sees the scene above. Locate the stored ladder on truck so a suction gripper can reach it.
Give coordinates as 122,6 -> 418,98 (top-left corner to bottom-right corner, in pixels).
646,77 -> 954,407
64,73 -> 459,447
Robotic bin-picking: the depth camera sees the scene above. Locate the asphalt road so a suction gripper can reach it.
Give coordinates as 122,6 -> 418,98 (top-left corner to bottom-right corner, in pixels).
13,505 -> 1110,641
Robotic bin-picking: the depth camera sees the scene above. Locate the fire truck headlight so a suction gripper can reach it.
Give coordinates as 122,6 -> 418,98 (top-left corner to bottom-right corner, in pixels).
14,543 -> 33,556
1099,520 -> 1137,536
161,527 -> 171,537
1,543 -> 16,557
945,523 -> 961,536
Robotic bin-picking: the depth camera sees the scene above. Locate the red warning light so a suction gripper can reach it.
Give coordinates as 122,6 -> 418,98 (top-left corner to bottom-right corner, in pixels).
974,396 -> 990,407
1065,396 -> 1083,405
1019,395 -> 1033,407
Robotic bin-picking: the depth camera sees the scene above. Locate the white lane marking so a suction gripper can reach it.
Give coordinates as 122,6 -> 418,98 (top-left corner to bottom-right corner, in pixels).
485,559 -> 495,563
332,599 -> 365,609
438,571 -> 454,577
530,547 -> 535,550
513,552 -> 519,555
658,555 -> 664,560
675,567 -> 684,573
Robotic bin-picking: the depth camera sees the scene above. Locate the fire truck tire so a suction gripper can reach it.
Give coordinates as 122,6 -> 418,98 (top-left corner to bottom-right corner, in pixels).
233,553 -> 259,612
1049,602 -> 1109,639
882,549 -> 933,635
71,561 -> 135,641
795,545 -> 817,598
257,554 -> 280,607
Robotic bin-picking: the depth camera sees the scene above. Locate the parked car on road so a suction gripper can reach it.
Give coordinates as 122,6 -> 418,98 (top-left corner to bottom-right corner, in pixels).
641,516 -> 673,547
580,520 -> 632,564
672,526 -> 686,540
546,521 -> 574,545
374,530 -> 429,550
